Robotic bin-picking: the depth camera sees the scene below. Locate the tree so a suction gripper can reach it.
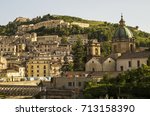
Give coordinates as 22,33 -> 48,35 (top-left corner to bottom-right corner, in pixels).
72,38 -> 86,71
83,65 -> 150,98
62,62 -> 74,72
61,37 -> 68,44
147,56 -> 150,66
101,42 -> 111,56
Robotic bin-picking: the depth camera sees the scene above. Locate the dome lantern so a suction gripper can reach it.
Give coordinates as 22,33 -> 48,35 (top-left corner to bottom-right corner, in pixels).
119,14 -> 125,26
113,14 -> 134,41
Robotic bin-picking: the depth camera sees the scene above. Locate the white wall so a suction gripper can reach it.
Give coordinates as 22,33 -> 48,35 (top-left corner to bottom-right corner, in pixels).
117,58 -> 148,71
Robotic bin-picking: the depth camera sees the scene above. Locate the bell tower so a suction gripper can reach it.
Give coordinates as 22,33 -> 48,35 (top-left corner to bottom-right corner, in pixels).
87,39 -> 101,59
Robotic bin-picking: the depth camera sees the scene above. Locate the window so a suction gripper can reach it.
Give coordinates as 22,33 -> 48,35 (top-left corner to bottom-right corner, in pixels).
113,45 -> 117,53
78,82 -> 82,87
92,68 -> 95,72
44,65 -> 46,69
137,60 -> 140,67
37,74 -> 39,77
130,44 -> 134,52
68,82 -> 72,87
37,65 -> 39,68
120,66 -> 124,71
31,65 -> 33,69
128,61 -> 132,67
37,70 -> 39,73
73,82 -> 75,86
92,61 -> 94,63
147,60 -> 149,66
95,48 -> 98,55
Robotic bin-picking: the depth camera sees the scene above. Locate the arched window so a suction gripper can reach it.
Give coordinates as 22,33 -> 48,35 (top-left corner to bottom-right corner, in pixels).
92,68 -> 95,72
130,44 -> 134,52
95,48 -> 98,55
113,45 -> 117,52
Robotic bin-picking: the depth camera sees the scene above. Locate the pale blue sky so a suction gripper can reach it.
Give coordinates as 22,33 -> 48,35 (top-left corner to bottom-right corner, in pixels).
0,0 -> 150,32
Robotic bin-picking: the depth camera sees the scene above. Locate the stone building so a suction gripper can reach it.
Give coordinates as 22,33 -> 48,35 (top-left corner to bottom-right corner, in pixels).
67,34 -> 88,45
17,20 -> 70,34
0,56 -> 7,70
85,56 -> 116,72
86,39 -> 101,59
27,58 -> 51,78
71,22 -> 89,28
116,51 -> 150,71
0,65 -> 25,82
0,43 -> 16,55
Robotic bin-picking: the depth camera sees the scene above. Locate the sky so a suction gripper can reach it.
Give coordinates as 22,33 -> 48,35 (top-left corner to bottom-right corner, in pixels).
0,0 -> 150,32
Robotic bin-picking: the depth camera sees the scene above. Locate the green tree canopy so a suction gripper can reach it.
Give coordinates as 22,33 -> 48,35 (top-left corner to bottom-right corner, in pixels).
72,38 -> 86,71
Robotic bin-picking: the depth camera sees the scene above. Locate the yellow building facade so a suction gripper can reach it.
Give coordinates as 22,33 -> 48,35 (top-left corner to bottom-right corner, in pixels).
27,59 -> 51,77
87,39 -> 101,58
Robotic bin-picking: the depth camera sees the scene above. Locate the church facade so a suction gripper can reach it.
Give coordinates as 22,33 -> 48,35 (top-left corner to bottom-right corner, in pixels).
85,15 -> 150,72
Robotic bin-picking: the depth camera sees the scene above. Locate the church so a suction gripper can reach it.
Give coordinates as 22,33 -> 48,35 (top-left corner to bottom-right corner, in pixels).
85,15 -> 150,72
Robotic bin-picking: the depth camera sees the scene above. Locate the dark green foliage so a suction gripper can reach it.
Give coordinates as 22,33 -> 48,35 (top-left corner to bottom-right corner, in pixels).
147,56 -> 150,66
29,25 -> 87,36
61,37 -> 68,44
62,63 -> 74,72
101,42 -> 111,56
0,22 -> 18,35
83,65 -> 150,98
72,39 -> 86,71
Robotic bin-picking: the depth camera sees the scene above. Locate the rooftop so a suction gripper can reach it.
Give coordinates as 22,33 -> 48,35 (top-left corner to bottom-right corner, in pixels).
118,51 -> 150,59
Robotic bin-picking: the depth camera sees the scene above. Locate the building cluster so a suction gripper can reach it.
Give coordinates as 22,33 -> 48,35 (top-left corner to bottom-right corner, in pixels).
0,16 -> 150,90
0,32 -> 88,82
17,19 -> 89,34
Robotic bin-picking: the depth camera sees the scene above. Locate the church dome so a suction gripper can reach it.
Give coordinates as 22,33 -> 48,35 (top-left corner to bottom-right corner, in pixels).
113,15 -> 134,40
114,26 -> 133,39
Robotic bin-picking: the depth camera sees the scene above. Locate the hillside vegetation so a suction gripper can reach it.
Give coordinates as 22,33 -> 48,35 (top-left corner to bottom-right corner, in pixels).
0,14 -> 150,47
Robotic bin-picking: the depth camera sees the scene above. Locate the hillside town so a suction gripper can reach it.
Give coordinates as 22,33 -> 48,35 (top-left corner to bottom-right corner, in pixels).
0,15 -> 150,98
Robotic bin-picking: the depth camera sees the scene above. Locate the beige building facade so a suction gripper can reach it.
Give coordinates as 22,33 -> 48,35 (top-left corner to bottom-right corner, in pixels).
87,39 -> 101,59
27,59 -> 51,77
85,57 -> 116,72
116,52 -> 150,71
85,57 -> 102,72
0,65 -> 25,82
71,22 -> 89,28
0,56 -> 7,70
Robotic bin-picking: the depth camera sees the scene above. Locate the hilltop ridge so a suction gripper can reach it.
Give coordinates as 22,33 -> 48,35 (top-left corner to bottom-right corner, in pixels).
0,14 -> 150,47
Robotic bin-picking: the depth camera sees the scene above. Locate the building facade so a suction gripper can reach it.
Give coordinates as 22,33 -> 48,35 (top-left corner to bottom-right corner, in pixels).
117,51 -> 150,71
27,59 -> 51,77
